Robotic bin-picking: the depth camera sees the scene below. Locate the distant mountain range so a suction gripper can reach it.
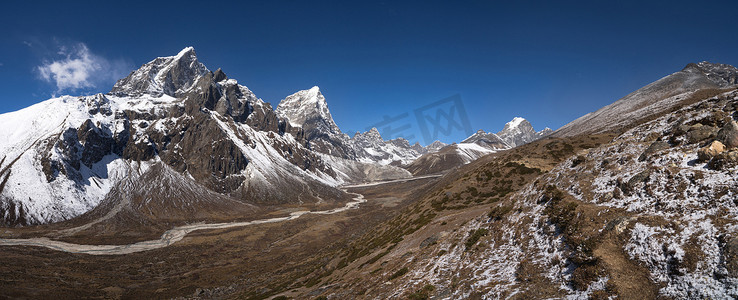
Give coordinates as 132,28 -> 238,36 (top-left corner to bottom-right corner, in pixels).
4,47 -> 738,299
0,47 -> 550,226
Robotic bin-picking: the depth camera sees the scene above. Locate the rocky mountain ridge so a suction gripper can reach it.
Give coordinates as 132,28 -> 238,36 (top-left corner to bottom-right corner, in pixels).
307,63 -> 738,299
554,61 -> 738,137
0,48 -> 404,226
0,47 -> 553,227
406,117 -> 553,175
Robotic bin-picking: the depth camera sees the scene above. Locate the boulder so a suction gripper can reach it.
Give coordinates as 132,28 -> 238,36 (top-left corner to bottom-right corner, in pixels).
618,170 -> 651,196
687,124 -> 718,144
698,140 -> 726,162
717,120 -> 738,148
672,122 -> 691,136
707,150 -> 738,170
639,141 -> 670,161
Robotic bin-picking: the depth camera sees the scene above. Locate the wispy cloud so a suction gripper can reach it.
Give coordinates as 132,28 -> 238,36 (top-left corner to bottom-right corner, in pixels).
35,42 -> 130,94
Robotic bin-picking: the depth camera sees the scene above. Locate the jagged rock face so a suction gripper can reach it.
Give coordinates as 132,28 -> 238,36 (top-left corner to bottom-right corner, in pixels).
179,67 -> 283,133
0,198 -> 27,227
347,128 -> 427,165
406,117 -> 551,175
456,117 -> 551,151
0,47 -> 366,226
276,86 -> 340,133
426,140 -> 448,152
496,117 -> 552,148
77,120 -> 118,167
155,114 -> 250,194
111,47 -> 208,97
84,93 -> 113,116
686,61 -> 738,87
462,129 -> 510,149
353,128 -> 384,146
536,127 -> 554,138
276,87 -> 356,159
267,131 -> 336,177
275,88 -> 442,165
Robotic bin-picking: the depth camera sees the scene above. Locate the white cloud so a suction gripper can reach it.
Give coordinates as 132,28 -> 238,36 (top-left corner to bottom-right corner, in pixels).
36,42 -> 129,93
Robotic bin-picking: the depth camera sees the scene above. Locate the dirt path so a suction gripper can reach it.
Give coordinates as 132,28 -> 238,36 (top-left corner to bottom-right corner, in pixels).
342,174 -> 442,189
594,235 -> 658,299
0,174 -> 445,255
0,191 -> 366,255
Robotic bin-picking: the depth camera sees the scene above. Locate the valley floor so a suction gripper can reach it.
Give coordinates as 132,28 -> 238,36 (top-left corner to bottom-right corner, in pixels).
0,176 -> 439,298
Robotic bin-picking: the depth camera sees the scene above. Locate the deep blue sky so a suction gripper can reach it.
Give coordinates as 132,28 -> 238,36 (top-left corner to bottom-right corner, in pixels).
1,1 -> 737,144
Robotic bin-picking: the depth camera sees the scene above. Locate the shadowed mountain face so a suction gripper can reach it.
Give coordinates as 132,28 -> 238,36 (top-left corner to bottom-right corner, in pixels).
0,48 -> 407,226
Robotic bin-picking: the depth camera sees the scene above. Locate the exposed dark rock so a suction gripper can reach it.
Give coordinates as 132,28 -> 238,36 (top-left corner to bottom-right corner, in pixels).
214,82 -> 251,121
420,235 -> 439,248
268,132 -> 335,177
84,94 -> 113,116
58,128 -> 82,172
639,141 -> 670,161
707,150 -> 738,170
0,197 -> 28,227
571,155 -> 586,167
185,73 -> 221,114
244,102 -> 280,132
0,170 -> 10,195
77,120 -> 117,168
717,120 -> 738,148
113,119 -> 131,156
213,68 -> 227,82
156,114 -> 250,194
686,124 -> 718,144
697,140 -> 726,162
110,47 -> 208,97
618,170 -> 651,196
674,124 -> 692,136
686,61 -> 738,86
725,236 -> 738,277
122,141 -> 156,162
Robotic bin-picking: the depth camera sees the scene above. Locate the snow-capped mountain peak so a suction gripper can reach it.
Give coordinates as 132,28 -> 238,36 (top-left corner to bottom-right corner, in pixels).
111,46 -> 208,97
686,61 -> 738,86
461,129 -> 509,149
364,127 -> 383,141
502,117 -> 532,131
425,140 -> 448,152
276,86 -> 338,132
497,117 -> 551,148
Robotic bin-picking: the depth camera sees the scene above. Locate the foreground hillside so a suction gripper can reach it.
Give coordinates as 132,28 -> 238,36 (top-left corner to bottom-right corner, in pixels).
289,88 -> 738,299
1,59 -> 738,299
